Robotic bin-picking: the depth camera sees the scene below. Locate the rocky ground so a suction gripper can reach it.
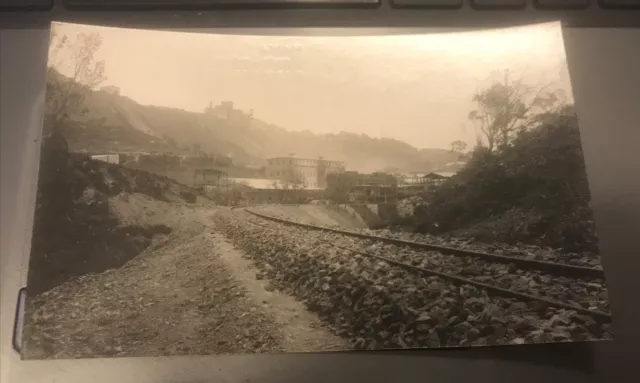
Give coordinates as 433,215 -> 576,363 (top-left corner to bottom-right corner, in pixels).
245,208 -> 610,314
22,195 -> 344,360
371,229 -> 604,270
215,209 -> 614,351
22,196 -> 613,360
354,239 -> 610,313
252,204 -> 368,230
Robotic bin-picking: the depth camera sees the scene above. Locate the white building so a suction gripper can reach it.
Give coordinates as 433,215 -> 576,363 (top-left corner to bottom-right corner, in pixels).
399,172 -> 428,185
266,156 -> 345,189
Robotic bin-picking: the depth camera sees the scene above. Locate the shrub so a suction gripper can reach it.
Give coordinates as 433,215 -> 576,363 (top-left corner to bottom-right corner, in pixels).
412,108 -> 599,252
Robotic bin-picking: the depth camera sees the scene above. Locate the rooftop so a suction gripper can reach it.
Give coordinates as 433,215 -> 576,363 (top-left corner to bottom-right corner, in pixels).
424,172 -> 457,179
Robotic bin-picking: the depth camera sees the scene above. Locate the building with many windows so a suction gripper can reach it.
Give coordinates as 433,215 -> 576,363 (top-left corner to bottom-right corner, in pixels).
266,156 -> 345,189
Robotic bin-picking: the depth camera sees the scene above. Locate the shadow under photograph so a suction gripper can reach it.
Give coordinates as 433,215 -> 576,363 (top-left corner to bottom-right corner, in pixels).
21,21 -> 613,360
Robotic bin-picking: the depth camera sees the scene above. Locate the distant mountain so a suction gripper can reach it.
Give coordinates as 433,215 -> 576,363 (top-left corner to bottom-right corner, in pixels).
59,77 -> 458,173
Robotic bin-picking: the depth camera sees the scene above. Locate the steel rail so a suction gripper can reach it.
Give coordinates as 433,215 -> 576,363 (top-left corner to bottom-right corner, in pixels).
241,209 -> 612,321
323,240 -> 612,321
245,209 -> 606,279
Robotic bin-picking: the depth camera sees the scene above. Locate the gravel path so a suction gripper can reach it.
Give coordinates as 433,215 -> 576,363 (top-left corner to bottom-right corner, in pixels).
213,230 -> 347,352
22,195 -> 344,359
20,197 -> 613,359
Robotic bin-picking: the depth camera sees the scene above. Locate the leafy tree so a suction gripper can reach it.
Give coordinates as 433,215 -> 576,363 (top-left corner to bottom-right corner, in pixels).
326,171 -> 360,204
413,105 -> 597,252
468,71 -> 561,151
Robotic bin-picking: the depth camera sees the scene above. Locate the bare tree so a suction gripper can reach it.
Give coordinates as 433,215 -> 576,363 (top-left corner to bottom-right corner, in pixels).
271,179 -> 287,204
468,70 -> 561,151
273,171 -> 306,203
45,24 -> 107,137
289,171 -> 305,188
289,171 -> 307,203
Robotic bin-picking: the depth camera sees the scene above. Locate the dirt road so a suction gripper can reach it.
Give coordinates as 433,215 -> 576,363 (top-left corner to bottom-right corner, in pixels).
22,195 -> 346,359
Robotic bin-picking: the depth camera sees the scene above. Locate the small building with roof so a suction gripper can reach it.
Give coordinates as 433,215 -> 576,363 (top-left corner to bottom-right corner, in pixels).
423,171 -> 456,187
194,168 -> 228,188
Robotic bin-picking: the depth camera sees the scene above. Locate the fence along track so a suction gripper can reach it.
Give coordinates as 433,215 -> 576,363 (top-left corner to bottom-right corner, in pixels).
242,209 -> 612,322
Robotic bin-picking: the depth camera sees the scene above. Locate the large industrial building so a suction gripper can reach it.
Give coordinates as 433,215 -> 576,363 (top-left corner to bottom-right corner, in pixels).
266,156 -> 345,189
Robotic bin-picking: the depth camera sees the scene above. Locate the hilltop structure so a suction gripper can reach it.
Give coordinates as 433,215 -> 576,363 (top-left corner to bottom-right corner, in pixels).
204,101 -> 254,128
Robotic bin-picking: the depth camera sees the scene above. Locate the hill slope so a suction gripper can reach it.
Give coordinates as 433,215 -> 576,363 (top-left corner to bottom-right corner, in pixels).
27,141 -> 206,295
410,108 -> 599,253
59,76 -> 457,172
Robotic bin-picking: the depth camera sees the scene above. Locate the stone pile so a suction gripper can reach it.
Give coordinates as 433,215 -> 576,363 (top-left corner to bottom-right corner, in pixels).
215,211 -> 613,350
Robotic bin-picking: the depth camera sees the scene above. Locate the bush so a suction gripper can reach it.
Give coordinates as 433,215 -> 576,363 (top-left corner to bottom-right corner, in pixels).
26,140 -> 181,295
412,108 -> 599,252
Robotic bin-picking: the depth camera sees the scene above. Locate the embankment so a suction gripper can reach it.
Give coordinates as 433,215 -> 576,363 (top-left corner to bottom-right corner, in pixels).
27,147 -> 205,296
251,204 -> 368,230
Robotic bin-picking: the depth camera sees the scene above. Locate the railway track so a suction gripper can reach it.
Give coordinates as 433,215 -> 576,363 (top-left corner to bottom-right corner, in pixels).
244,209 -> 605,279
242,208 -> 611,322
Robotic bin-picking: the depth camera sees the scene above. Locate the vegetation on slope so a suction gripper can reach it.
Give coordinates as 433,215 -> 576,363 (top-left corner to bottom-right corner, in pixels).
46,26 -> 458,172
410,106 -> 599,253
63,86 -> 458,171
26,135 -> 201,296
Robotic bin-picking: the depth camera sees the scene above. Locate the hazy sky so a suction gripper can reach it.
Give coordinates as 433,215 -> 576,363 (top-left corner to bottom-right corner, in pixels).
51,22 -> 573,150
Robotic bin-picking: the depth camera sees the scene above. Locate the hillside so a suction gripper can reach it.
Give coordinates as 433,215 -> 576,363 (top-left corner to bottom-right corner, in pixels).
27,140 -> 207,295
58,75 -> 457,172
409,107 -> 599,254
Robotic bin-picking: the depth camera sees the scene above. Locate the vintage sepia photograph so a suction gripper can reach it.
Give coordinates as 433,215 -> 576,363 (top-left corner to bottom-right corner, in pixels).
22,21 -> 612,360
